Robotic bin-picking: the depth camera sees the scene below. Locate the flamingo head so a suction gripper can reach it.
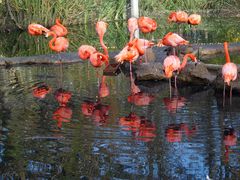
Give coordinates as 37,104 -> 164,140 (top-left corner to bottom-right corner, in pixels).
168,12 -> 177,23
163,64 -> 175,78
223,74 -> 233,86
96,21 -> 108,37
90,52 -> 108,67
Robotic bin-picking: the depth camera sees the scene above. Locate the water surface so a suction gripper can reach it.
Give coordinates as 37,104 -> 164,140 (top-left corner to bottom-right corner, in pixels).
0,62 -> 239,179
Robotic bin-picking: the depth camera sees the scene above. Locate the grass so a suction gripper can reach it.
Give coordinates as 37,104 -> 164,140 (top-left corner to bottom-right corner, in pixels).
0,0 -> 240,30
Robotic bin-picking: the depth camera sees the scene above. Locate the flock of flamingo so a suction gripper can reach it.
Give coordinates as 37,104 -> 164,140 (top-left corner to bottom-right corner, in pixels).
28,11 -> 238,149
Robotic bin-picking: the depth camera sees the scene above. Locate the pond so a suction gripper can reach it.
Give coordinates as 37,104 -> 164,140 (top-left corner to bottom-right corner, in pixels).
0,16 -> 240,179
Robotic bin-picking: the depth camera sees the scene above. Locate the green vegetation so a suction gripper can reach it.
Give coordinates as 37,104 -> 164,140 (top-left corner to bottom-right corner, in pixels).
0,0 -> 240,30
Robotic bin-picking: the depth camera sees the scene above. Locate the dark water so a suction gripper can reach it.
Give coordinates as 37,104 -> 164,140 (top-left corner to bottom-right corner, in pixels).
0,62 -> 239,179
0,16 -> 240,179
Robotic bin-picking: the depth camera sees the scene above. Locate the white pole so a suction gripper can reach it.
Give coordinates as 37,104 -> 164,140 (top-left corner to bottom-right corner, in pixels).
130,0 -> 139,38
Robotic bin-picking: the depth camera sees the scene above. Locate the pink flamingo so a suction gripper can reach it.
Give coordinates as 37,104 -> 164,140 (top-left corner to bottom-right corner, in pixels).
78,45 -> 97,60
89,21 -> 109,67
28,23 -> 49,35
163,53 -> 197,95
157,32 -> 189,47
222,42 -> 238,105
50,18 -> 68,37
168,11 -> 188,24
137,16 -> 157,33
188,14 -> 201,25
128,17 -> 139,42
45,31 -> 69,53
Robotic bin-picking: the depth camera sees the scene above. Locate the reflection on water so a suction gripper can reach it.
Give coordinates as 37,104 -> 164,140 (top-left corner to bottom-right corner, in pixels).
0,62 -> 239,179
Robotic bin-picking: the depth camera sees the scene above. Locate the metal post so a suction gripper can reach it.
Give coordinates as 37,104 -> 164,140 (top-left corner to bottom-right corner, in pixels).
130,0 -> 139,18
130,0 -> 139,38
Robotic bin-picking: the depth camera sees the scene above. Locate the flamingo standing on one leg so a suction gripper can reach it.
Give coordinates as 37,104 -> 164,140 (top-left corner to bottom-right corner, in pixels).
222,42 -> 238,106
163,53 -> 197,96
50,18 -> 68,37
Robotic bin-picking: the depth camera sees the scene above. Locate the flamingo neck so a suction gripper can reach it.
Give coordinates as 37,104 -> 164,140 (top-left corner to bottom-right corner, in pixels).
48,32 -> 57,51
129,31 -> 134,42
180,54 -> 196,70
56,19 -> 68,35
99,33 -> 108,58
224,42 -> 231,63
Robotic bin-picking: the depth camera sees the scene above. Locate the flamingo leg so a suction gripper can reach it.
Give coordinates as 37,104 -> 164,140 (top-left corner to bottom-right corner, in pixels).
223,83 -> 226,107
174,75 -> 177,89
130,61 -> 132,78
230,84 -> 232,105
169,78 -> 172,99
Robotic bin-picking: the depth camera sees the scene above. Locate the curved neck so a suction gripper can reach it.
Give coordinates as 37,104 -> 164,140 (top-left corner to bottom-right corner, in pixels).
224,42 -> 231,63
99,34 -> 108,58
48,31 -> 57,51
180,54 -> 196,70
56,19 -> 68,35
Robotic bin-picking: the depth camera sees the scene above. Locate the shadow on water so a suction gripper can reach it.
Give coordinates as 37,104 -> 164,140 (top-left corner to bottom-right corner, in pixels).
0,16 -> 239,179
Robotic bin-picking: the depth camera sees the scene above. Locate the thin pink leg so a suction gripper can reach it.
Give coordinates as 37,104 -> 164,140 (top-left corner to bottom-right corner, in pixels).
230,84 -> 232,105
169,78 -> 172,99
223,83 -> 226,107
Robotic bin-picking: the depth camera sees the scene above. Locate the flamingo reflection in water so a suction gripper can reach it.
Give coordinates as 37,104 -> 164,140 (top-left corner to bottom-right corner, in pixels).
165,123 -> 197,143
32,83 -> 51,99
81,75 -> 110,125
223,127 -> 237,162
119,112 -> 156,142
128,73 -> 155,106
52,88 -> 72,129
163,96 -> 187,114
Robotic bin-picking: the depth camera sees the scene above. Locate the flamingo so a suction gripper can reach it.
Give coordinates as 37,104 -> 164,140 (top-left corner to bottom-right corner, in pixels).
45,31 -> 69,53
137,16 -> 157,33
163,53 -> 197,95
28,23 -> 50,35
188,14 -> 201,25
128,17 -> 138,41
157,32 -> 189,47
78,45 -> 97,60
222,42 -> 237,105
168,11 -> 188,23
88,21 -> 109,68
50,18 -> 68,37
95,21 -> 108,58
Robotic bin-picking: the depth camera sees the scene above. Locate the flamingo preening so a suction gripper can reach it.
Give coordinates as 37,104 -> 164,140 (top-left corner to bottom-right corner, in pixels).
50,18 -> 68,37
163,53 -> 197,96
45,31 -> 69,53
222,42 -> 238,105
28,23 -> 50,35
